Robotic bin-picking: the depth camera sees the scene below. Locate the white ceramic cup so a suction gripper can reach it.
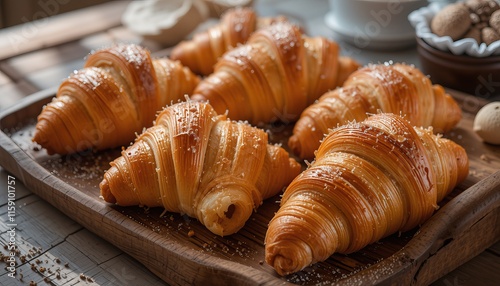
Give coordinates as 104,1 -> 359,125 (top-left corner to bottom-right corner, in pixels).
325,0 -> 433,50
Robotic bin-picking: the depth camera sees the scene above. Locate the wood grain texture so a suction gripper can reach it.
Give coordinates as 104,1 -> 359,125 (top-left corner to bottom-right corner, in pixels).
0,1 -> 130,61
0,186 -> 166,285
0,88 -> 499,285
432,245 -> 500,286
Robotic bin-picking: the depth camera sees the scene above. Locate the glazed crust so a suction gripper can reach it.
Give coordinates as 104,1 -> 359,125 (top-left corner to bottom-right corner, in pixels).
32,44 -> 200,155
265,113 -> 469,276
191,21 -> 360,125
288,63 -> 462,160
170,7 -> 287,75
99,101 -> 301,236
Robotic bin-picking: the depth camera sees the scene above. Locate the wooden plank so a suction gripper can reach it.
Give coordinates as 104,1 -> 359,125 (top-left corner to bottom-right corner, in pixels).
0,240 -> 97,285
1,0 -> 115,28
86,253 -> 167,285
0,1 -> 130,60
0,80 -> 38,111
65,229 -> 121,265
64,229 -> 165,285
0,88 -> 498,285
0,194 -> 82,252
0,233 -> 165,285
0,29 -> 166,93
432,246 -> 500,286
21,59 -> 84,91
413,207 -> 500,285
0,193 -> 84,284
0,42 -> 90,82
0,184 -> 165,285
0,167 -> 32,206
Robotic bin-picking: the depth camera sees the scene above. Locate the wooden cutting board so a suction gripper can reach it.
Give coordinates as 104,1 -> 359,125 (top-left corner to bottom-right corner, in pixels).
0,87 -> 499,285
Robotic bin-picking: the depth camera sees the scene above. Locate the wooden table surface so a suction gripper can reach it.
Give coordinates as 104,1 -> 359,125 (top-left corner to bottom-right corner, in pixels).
0,1 -> 498,285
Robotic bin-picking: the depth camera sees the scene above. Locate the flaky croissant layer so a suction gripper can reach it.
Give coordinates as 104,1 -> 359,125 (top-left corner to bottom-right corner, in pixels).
100,101 -> 301,236
288,63 -> 462,159
170,7 -> 287,75
32,44 -> 200,155
265,113 -> 469,276
191,21 -> 360,126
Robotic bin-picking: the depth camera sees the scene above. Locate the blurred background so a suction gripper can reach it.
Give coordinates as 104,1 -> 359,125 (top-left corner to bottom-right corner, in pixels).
0,1 -> 498,285
0,0 -> 112,28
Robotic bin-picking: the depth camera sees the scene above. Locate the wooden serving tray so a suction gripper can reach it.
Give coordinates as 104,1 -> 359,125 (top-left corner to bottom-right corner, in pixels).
0,88 -> 499,285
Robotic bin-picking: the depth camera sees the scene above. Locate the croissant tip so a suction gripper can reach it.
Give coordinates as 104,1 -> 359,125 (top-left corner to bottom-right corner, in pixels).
32,128 -> 55,155
265,239 -> 312,276
32,131 -> 42,145
287,135 -> 301,157
269,259 -> 289,276
99,178 -> 116,204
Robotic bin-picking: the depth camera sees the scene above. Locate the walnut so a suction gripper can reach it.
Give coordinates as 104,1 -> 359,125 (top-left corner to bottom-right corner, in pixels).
470,12 -> 481,24
482,26 -> 500,44
432,0 -> 500,46
465,0 -> 500,18
490,9 -> 500,32
463,26 -> 482,43
431,3 -> 472,40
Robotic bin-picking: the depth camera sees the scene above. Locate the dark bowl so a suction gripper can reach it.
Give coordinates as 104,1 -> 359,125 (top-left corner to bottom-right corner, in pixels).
416,37 -> 500,99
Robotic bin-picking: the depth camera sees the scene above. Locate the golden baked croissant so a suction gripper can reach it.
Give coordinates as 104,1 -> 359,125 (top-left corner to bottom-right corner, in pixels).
265,113 -> 469,276
32,44 -> 200,155
99,101 -> 301,236
288,63 -> 463,159
191,21 -> 360,126
170,7 -> 287,75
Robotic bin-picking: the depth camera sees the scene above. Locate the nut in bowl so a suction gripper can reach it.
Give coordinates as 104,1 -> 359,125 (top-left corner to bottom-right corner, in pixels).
325,0 -> 428,50
409,0 -> 500,97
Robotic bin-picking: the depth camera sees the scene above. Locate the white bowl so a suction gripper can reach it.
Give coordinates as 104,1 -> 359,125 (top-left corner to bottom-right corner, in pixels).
324,0 -> 427,50
122,0 -> 209,47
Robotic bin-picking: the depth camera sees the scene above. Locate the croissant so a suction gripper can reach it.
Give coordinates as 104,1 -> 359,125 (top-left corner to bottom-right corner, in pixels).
265,113 -> 469,276
99,101 -> 301,236
191,21 -> 360,125
170,7 -> 287,75
288,63 -> 463,159
32,44 -> 200,155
